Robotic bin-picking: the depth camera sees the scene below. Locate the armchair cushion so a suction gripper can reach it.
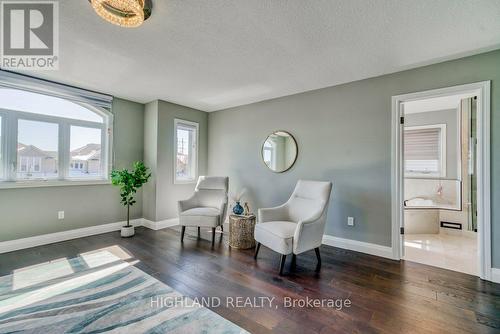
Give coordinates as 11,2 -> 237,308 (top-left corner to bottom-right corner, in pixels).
254,221 -> 296,255
181,207 -> 220,217
179,207 -> 220,227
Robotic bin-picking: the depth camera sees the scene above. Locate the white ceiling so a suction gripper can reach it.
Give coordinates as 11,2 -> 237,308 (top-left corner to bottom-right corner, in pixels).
17,0 -> 500,111
403,93 -> 474,114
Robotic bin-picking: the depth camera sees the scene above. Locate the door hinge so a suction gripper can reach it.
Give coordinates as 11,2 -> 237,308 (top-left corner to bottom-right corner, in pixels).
400,227 -> 404,235
400,116 -> 405,125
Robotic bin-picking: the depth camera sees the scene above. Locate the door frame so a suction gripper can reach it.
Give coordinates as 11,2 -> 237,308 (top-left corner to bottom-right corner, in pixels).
391,81 -> 491,281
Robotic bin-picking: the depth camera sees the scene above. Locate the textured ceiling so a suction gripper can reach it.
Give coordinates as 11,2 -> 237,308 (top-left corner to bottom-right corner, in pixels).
18,0 -> 500,111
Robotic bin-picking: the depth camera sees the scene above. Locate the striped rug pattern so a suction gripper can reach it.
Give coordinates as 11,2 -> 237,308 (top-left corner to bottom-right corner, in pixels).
0,250 -> 247,333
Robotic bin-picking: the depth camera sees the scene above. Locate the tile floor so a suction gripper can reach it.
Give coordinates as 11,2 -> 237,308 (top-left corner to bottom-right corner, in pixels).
404,232 -> 478,275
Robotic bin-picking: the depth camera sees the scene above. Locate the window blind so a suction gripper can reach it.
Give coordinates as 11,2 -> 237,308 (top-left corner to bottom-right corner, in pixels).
404,127 -> 442,174
0,70 -> 113,109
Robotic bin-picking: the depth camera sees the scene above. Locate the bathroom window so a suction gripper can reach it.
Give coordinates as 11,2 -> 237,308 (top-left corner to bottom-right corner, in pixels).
174,119 -> 198,183
404,124 -> 446,177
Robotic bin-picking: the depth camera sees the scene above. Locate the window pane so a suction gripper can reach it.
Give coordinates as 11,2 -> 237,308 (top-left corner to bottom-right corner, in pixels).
176,123 -> 197,182
0,88 -> 103,123
70,126 -> 102,178
17,119 -> 59,179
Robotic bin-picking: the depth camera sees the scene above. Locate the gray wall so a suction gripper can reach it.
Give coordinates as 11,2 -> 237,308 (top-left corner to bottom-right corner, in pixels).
142,100 -> 208,221
405,109 -> 459,179
143,101 -> 159,221
207,49 -> 500,266
0,97 -> 145,242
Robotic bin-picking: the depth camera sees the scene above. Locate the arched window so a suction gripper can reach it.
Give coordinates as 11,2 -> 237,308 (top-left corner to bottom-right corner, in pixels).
0,77 -> 113,186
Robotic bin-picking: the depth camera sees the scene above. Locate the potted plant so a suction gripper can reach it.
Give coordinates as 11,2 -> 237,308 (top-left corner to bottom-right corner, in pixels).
111,161 -> 151,237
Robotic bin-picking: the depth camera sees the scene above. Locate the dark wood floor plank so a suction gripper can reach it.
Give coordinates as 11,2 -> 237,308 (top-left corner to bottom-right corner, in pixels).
0,226 -> 498,334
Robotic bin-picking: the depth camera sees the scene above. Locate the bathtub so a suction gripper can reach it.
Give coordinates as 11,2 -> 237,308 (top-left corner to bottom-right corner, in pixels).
404,209 -> 440,234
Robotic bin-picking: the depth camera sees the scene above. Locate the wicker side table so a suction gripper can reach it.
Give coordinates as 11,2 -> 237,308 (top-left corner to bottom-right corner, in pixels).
228,214 -> 256,249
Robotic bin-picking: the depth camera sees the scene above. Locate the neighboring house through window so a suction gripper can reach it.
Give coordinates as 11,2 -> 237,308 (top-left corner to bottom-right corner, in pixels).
174,119 -> 198,183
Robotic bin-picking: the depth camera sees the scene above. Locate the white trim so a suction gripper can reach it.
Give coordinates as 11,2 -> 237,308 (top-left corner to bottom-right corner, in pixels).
0,217 -> 181,254
0,179 -> 110,189
322,235 -> 395,260
391,81 -> 492,281
173,118 -> 199,184
0,219 -> 143,254
491,268 -> 500,284
142,218 -> 179,230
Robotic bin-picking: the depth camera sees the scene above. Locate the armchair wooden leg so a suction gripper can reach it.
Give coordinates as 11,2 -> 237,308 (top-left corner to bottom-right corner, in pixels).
315,247 -> 321,272
211,227 -> 216,247
181,226 -> 186,242
291,254 -> 297,269
279,254 -> 287,276
254,242 -> 261,259
197,227 -> 200,239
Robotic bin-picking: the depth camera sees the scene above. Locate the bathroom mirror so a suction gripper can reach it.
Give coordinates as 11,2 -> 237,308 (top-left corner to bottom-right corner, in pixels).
261,131 -> 297,173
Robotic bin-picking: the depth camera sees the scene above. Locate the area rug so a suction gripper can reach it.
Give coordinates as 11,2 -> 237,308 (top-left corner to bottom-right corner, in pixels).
0,249 -> 248,333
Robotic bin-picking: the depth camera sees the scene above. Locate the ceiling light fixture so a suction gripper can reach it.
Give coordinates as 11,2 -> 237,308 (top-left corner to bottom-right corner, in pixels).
90,0 -> 152,28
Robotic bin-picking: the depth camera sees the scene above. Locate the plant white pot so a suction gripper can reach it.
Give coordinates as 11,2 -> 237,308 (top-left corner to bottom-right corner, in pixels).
121,226 -> 135,238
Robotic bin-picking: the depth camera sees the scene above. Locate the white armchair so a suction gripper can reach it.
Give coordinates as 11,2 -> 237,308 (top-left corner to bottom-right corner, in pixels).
254,180 -> 332,275
178,176 -> 229,246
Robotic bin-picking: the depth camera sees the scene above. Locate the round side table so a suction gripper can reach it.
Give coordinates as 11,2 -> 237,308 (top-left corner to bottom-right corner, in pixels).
228,214 -> 256,249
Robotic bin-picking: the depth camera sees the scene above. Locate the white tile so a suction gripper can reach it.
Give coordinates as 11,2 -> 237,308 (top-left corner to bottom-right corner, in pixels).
404,233 -> 478,275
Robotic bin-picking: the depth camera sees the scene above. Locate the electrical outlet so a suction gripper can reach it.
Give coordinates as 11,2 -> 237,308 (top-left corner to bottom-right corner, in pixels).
58,211 -> 64,220
347,216 -> 354,226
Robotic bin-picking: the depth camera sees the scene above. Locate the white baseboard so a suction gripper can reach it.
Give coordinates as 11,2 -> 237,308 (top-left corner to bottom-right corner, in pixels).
491,268 -> 500,284
0,219 -> 143,254
322,234 -> 395,260
0,217 -> 181,254
142,218 -> 179,230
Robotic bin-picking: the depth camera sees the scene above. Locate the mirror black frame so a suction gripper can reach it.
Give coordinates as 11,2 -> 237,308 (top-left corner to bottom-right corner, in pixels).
261,130 -> 298,173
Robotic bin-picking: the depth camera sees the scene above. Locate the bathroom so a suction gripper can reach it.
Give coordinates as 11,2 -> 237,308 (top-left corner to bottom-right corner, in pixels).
403,94 -> 478,275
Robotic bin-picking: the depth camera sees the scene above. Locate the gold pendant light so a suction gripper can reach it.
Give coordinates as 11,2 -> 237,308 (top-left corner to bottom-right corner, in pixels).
90,0 -> 152,28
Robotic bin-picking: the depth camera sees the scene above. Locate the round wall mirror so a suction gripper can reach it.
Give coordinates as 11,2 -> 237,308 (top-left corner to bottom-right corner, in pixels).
261,131 -> 298,173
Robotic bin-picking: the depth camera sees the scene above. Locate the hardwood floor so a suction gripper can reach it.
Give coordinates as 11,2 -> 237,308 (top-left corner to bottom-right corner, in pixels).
0,226 -> 499,333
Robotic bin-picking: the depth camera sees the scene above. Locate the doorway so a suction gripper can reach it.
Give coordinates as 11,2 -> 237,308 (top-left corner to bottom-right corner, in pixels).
391,82 -> 491,280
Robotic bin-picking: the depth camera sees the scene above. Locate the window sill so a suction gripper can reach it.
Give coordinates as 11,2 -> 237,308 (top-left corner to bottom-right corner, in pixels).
174,179 -> 197,185
404,174 -> 446,179
0,179 -> 111,189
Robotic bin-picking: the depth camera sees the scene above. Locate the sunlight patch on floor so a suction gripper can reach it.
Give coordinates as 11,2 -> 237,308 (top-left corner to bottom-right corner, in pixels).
13,258 -> 74,291
1,261 -> 131,315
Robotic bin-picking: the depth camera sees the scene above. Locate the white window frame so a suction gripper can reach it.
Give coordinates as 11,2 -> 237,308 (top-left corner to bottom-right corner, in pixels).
0,104 -> 113,189
173,118 -> 199,184
404,123 -> 446,178
0,111 -> 6,180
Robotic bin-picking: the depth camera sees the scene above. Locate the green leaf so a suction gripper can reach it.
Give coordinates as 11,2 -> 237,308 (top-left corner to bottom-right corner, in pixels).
110,161 -> 151,207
